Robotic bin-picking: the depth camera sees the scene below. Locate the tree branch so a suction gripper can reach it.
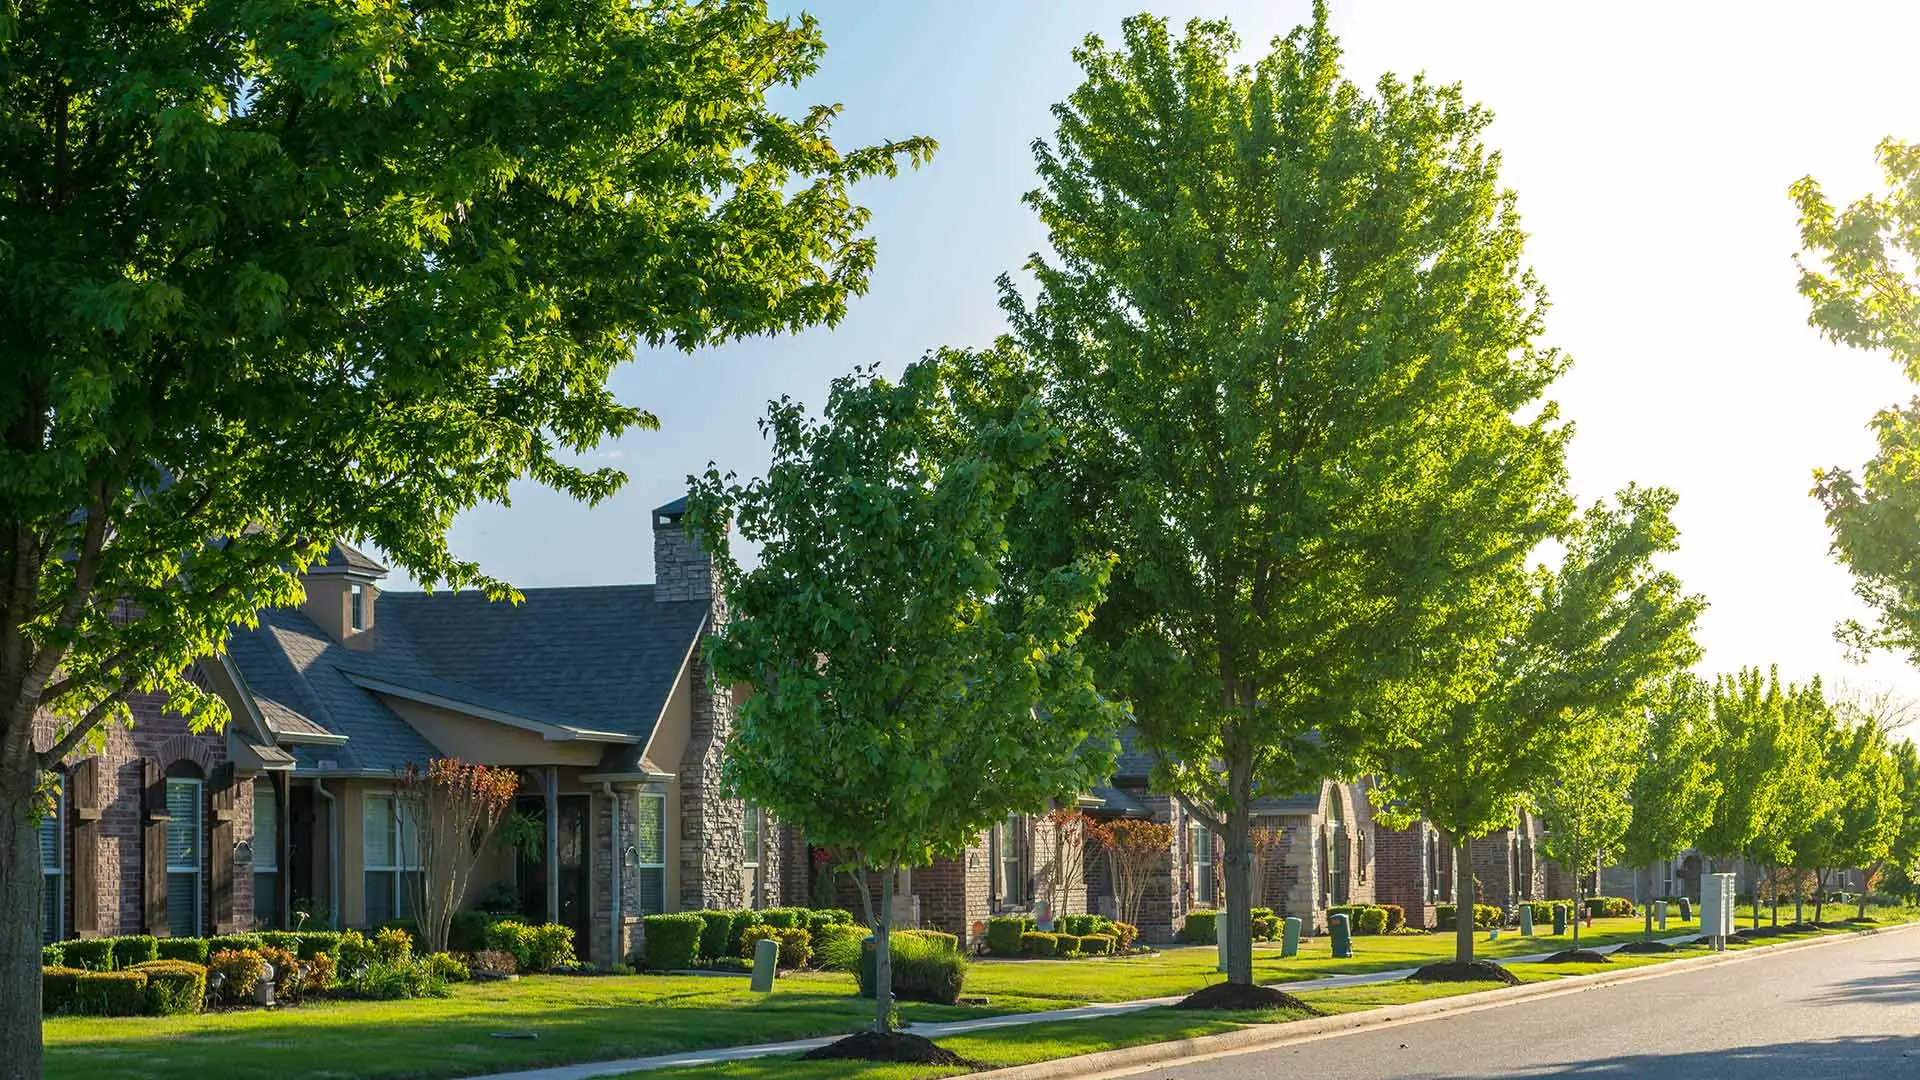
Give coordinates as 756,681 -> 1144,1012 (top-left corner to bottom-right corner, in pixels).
21,485 -> 110,699
38,684 -> 135,769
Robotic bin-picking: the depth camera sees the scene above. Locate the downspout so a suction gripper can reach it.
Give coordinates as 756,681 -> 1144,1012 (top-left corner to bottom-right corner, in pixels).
601,782 -> 622,967
315,778 -> 341,930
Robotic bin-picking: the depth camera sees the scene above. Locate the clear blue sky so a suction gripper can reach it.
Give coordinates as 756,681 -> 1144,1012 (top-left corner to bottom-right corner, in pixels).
415,1 -> 1920,710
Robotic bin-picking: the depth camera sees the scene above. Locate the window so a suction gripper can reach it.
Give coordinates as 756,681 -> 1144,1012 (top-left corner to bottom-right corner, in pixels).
634,793 -> 666,914
253,779 -> 280,929
41,774 -> 63,945
363,794 -> 421,927
166,778 -> 204,938
1191,821 -> 1216,906
741,803 -> 763,908
995,815 -> 1027,907
1426,825 -> 1442,901
349,584 -> 366,631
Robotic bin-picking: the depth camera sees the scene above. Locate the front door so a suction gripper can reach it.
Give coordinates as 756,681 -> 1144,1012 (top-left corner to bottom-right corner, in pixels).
515,794 -> 592,961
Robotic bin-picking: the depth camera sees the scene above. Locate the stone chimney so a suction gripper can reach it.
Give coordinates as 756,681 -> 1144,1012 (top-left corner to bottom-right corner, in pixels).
651,496 -> 722,609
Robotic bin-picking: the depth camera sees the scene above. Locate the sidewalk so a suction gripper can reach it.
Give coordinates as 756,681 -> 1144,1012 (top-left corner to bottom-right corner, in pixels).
478,933 -> 1699,1080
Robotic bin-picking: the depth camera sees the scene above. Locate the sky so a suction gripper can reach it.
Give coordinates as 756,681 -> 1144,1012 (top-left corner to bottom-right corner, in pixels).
416,1 -> 1920,714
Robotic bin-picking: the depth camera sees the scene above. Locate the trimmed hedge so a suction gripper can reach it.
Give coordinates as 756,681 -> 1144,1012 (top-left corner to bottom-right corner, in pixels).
1020,931 -> 1061,957
1587,896 -> 1634,918
1079,933 -> 1115,956
1380,904 -> 1406,933
207,933 -> 264,955
132,960 -> 207,1015
857,934 -> 967,1005
41,967 -> 84,1014
75,970 -> 149,1016
258,931 -> 303,953
755,907 -> 809,930
804,908 -> 855,936
64,938 -> 114,972
725,910 -> 763,958
209,949 -> 269,1005
1434,903 -> 1502,931
693,911 -> 735,962
986,916 -> 1026,956
896,929 -> 959,953
41,944 -> 63,968
157,938 -> 211,964
295,931 -> 344,961
110,935 -> 158,969
643,913 -> 705,972
1179,910 -> 1218,944
741,925 -> 812,969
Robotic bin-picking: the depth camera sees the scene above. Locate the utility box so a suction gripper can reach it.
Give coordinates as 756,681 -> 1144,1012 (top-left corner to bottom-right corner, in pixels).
1655,900 -> 1668,931
1329,913 -> 1353,958
1702,872 -> 1737,950
1281,917 -> 1301,958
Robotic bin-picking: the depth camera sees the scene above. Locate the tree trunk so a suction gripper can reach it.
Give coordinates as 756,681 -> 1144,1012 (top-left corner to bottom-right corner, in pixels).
2,760 -> 44,1080
873,866 -> 894,1035
1222,752 -> 1254,986
1751,866 -> 1761,929
1572,878 -> 1582,949
1455,837 -> 1474,964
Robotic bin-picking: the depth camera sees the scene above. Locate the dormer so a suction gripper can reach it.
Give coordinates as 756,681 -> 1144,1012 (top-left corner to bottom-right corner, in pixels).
300,540 -> 388,647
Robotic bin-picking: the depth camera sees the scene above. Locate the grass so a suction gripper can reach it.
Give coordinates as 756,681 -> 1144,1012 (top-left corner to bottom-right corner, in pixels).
44,911 -> 1915,1080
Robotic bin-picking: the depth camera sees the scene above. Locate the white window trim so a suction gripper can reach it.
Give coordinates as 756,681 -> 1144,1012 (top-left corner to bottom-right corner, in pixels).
363,792 -> 421,923
634,792 -> 667,915
740,804 -> 762,868
42,774 -> 64,944
1192,821 -> 1216,906
997,815 -> 1024,906
349,583 -> 367,631
167,777 -> 205,937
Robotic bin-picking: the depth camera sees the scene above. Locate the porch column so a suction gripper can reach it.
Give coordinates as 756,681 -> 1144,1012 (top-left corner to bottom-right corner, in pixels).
545,766 -> 560,926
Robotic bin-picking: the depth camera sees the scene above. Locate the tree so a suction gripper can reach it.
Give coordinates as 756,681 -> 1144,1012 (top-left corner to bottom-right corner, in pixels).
1793,139 -> 1920,666
1621,672 -> 1721,940
1886,739 -> 1920,909
685,350 -> 1123,1044
1093,818 -> 1174,929
1695,669 -> 1828,928
395,760 -> 521,954
0,3 -> 931,1069
1793,702 -> 1902,923
1001,4 -> 1572,990
1373,487 -> 1704,967
1249,824 -> 1288,910
1536,708 -> 1642,949
1037,807 -> 1094,920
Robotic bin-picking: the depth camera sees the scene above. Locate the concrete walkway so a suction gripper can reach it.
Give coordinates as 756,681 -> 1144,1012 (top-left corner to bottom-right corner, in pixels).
478,933 -> 1701,1080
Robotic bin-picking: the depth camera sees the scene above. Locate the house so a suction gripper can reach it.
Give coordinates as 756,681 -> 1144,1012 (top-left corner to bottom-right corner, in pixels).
36,498 -> 779,964
1371,806 -> 1551,929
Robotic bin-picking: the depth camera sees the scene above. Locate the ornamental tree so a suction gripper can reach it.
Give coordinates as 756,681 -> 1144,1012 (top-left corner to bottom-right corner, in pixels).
1372,486 -> 1704,967
395,760 -> 521,954
1001,5 -> 1572,989
1536,706 -> 1642,948
0,2 -> 930,1070
1620,672 -> 1721,941
1092,817 -> 1175,929
685,349 -> 1124,1041
1793,139 -> 1920,665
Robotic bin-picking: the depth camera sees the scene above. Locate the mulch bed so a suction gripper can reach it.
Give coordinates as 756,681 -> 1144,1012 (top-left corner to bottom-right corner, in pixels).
1173,982 -> 1324,1014
800,1032 -> 972,1066
1741,926 -> 1787,938
1689,934 -> 1749,946
1541,949 -> 1611,964
1613,941 -> 1676,954
1408,960 -> 1521,986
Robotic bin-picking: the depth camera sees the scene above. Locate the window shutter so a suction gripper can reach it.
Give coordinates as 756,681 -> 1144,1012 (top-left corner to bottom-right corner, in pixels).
142,759 -> 169,935
70,758 -> 102,936
209,763 -> 238,932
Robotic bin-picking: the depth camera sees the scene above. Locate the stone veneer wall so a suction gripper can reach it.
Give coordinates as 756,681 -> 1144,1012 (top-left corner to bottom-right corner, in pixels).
591,786 -> 642,965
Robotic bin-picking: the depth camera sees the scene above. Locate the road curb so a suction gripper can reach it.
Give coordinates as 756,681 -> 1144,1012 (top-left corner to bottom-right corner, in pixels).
971,920 -> 1920,1080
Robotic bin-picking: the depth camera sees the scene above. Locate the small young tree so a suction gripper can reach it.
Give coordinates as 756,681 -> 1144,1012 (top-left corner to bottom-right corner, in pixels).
396,760 -> 521,954
1037,807 -> 1094,918
688,349 -> 1123,1048
1093,818 -> 1176,930
1248,825 -> 1289,910
1793,708 -> 1901,923
1536,709 -> 1641,949
1621,673 -> 1721,941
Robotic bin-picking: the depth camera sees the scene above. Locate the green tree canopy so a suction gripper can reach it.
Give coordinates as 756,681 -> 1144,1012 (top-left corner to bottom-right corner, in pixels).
1793,138 -> 1920,663
1536,706 -> 1642,948
1697,668 -> 1829,925
1620,671 -> 1720,939
686,348 -> 1124,1036
1373,486 -> 1704,964
1000,4 -> 1571,988
1795,694 -> 1903,921
0,2 -> 930,1070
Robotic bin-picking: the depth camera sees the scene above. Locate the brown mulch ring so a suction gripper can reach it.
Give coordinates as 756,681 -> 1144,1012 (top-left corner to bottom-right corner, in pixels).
1689,934 -> 1749,946
1613,941 -> 1677,954
1173,982 -> 1325,1015
1408,960 -> 1521,986
799,1032 -> 972,1066
1741,926 -> 1787,938
1540,949 -> 1611,964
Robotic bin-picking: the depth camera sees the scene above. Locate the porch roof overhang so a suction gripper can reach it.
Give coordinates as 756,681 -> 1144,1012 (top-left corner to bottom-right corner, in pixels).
229,734 -> 296,773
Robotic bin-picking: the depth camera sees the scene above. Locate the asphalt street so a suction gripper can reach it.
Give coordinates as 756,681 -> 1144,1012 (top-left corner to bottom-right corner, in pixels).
1115,926 -> 1920,1080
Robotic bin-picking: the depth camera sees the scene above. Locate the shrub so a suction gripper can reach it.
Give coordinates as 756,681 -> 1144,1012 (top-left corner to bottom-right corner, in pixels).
303,952 -> 337,994
41,967 -> 85,1014
741,925 -> 812,968
1476,904 -> 1501,928
804,908 -> 855,936
1251,914 -> 1278,940
725,909 -> 763,956
1179,910 -> 1218,944
209,949 -> 270,1005
469,950 -> 518,977
258,945 -> 302,999
1586,896 -> 1633,918
75,970 -> 149,1016
207,933 -> 264,956
529,923 -> 577,972
1060,914 -> 1097,935
1020,931 -> 1061,957
335,930 -> 376,974
63,938 -> 115,972
1356,907 -> 1389,935
295,931 -> 344,961
1079,933 -> 1115,956
857,933 -> 968,1005
258,931 -> 303,953
41,943 -> 63,968
1110,922 -> 1140,950
1380,904 -> 1406,933
986,916 -> 1026,956
643,913 -> 705,972
351,956 -> 450,1000
483,920 -> 534,972
372,926 -> 414,964
708,955 -> 752,973
157,938 -> 211,964
896,929 -> 959,953
1057,934 -> 1084,959
448,910 -> 492,953
693,910 -> 735,961
133,960 -> 207,1015
110,935 -> 158,969
756,907 -> 808,930
814,924 -> 870,972
425,952 -> 470,982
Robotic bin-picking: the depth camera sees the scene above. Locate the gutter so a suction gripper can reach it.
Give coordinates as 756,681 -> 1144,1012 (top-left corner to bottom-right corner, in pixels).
314,778 -> 341,930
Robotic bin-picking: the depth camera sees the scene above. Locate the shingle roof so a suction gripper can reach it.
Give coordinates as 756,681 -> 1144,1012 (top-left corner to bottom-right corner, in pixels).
1251,790 -> 1325,815
1088,784 -> 1150,818
1114,726 -> 1157,781
317,541 -> 387,576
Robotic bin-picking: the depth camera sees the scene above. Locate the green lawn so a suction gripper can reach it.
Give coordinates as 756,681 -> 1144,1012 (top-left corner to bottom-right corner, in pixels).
43,912 -> 1910,1080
